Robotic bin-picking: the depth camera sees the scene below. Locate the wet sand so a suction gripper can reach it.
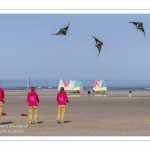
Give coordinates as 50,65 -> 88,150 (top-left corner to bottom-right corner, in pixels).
0,90 -> 150,136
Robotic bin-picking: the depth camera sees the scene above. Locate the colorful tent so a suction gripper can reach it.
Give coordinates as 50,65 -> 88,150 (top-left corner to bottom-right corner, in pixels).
99,80 -> 102,88
69,80 -> 74,90
78,80 -> 83,91
93,79 -> 100,91
58,79 -> 64,90
64,80 -> 69,90
100,80 -> 107,91
73,80 -> 80,91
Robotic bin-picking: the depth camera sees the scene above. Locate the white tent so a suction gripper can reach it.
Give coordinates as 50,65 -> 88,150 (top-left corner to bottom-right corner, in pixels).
99,80 -> 102,88
58,79 -> 64,90
69,80 -> 74,90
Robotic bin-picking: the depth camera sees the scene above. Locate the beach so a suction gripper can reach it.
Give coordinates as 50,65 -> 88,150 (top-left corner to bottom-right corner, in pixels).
0,89 -> 150,136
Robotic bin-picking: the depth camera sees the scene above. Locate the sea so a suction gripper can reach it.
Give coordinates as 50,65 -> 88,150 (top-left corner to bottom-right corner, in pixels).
0,80 -> 150,91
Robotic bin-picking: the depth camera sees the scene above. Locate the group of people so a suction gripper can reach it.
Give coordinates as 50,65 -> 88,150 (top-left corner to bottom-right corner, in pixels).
0,86 -> 69,124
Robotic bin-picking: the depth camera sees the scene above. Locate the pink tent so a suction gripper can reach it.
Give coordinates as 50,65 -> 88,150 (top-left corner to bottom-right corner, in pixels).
64,80 -> 69,90
93,80 -> 100,91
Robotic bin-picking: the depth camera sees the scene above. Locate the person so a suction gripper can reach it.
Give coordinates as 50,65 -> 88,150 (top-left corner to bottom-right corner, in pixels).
26,87 -> 39,124
0,87 -> 4,123
92,90 -> 95,96
56,87 -> 69,124
129,90 -> 131,97
88,90 -> 91,96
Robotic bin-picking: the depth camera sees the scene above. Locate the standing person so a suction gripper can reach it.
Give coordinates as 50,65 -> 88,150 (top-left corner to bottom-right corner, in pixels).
129,90 -> 132,97
56,87 -> 69,124
88,90 -> 91,96
26,87 -> 39,124
0,87 -> 4,123
92,90 -> 95,96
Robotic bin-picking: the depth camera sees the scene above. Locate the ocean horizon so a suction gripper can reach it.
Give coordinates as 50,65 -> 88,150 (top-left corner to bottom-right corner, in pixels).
0,79 -> 150,91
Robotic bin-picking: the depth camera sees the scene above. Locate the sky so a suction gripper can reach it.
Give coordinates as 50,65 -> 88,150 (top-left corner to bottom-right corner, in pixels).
0,14 -> 150,80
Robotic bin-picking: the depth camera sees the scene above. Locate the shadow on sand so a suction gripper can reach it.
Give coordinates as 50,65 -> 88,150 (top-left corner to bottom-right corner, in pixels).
64,120 -> 72,123
37,121 -> 44,124
1,121 -> 13,125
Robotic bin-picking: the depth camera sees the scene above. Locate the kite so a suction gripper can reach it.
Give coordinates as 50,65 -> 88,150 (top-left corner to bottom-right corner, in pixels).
51,23 -> 70,35
129,22 -> 146,37
92,36 -> 103,57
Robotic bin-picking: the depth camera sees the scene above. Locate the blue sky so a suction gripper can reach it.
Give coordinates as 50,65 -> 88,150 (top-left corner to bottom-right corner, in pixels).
0,14 -> 150,80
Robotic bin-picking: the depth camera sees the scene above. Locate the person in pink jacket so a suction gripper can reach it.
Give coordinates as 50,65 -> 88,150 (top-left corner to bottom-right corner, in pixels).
56,87 -> 69,123
0,87 -> 4,123
27,87 -> 39,124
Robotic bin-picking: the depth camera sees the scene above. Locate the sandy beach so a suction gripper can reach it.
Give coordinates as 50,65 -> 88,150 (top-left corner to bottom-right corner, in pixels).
0,89 -> 150,136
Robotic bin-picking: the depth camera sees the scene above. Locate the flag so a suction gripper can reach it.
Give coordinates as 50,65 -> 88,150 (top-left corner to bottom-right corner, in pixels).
27,76 -> 31,91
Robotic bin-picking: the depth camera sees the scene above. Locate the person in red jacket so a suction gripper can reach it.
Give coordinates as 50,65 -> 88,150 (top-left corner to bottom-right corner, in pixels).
26,87 -> 39,124
56,87 -> 69,124
0,87 -> 4,123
